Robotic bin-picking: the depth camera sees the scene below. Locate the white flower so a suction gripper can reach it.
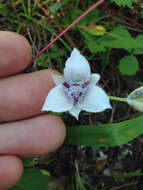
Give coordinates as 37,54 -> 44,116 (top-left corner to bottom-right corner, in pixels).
127,86 -> 143,112
42,48 -> 111,119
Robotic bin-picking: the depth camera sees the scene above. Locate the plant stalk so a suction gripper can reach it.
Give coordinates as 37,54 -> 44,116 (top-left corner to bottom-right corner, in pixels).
109,96 -> 127,103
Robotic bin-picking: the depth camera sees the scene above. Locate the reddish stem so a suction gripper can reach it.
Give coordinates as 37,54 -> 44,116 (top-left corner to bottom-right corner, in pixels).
32,0 -> 105,63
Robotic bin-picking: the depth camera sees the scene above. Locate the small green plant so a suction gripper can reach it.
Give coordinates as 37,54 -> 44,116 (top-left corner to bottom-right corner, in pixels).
11,169 -> 50,190
111,0 -> 137,7
118,55 -> 139,76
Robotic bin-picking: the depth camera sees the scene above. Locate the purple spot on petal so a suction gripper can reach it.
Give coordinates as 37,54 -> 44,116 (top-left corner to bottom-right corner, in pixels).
72,83 -> 80,87
82,82 -> 89,88
74,97 -> 78,105
79,92 -> 82,97
63,82 -> 70,89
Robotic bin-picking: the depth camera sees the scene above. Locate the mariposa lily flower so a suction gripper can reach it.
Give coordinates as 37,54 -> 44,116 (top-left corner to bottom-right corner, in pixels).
127,86 -> 143,112
42,48 -> 111,119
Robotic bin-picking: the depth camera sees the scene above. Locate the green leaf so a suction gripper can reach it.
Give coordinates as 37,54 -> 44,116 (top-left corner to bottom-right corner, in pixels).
0,2 -> 13,23
100,27 -> 131,44
87,40 -> 105,53
81,30 -> 106,54
133,49 -> 143,55
106,38 -> 139,49
83,8 -> 99,25
118,55 -> 139,76
134,35 -> 143,54
98,27 -> 143,50
21,158 -> 35,167
81,31 -> 105,53
10,169 -> 50,190
0,2 -> 8,15
80,31 -> 95,42
111,0 -> 136,7
64,6 -> 98,26
50,2 -> 62,12
112,27 -> 132,38
123,169 -> 143,177
136,34 -> 143,43
64,8 -> 83,25
65,115 -> 143,147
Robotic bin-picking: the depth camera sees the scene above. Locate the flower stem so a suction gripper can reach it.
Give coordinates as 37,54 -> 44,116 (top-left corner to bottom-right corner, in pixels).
109,96 -> 127,103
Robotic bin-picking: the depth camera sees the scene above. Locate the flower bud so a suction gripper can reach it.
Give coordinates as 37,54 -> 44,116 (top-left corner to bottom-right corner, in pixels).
127,86 -> 143,112
81,25 -> 106,36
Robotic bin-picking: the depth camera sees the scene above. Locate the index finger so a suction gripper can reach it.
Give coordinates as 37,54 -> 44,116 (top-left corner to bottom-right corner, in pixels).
0,31 -> 32,77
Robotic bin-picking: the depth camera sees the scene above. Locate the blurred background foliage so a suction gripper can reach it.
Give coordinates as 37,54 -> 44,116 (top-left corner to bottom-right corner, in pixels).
1,0 -> 143,189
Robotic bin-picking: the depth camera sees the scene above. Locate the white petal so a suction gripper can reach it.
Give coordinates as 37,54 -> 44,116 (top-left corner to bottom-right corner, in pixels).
42,85 -> 72,112
126,86 -> 143,112
80,84 -> 111,112
90,73 -> 100,85
69,107 -> 81,119
52,74 -> 64,85
64,48 -> 91,82
127,97 -> 143,112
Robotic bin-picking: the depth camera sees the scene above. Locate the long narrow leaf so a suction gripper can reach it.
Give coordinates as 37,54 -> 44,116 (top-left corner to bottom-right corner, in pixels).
65,115 -> 143,147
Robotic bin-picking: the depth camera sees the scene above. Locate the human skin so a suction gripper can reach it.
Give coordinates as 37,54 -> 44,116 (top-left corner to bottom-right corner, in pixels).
0,31 -> 66,189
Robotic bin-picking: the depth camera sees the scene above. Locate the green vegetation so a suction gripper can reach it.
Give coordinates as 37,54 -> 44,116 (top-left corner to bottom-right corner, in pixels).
1,0 -> 143,189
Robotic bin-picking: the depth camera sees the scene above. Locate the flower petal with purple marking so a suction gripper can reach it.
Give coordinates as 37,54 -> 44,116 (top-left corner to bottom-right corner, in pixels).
42,48 -> 111,119
42,85 -> 72,112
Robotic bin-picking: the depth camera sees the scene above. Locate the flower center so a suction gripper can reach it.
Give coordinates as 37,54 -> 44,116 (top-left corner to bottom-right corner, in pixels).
62,81 -> 89,105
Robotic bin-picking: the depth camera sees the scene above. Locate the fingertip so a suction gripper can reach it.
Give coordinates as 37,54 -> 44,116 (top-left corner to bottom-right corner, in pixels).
24,114 -> 66,156
0,31 -> 32,77
0,114 -> 66,157
0,155 -> 23,189
47,114 -> 66,151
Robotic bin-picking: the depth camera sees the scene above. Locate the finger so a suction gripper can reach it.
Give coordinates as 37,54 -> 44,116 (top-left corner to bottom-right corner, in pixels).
0,70 -> 56,122
0,114 -> 66,157
0,31 -> 32,77
0,155 -> 23,189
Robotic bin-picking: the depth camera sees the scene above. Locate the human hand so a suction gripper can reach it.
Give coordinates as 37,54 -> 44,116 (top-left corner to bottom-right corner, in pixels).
0,31 -> 66,189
